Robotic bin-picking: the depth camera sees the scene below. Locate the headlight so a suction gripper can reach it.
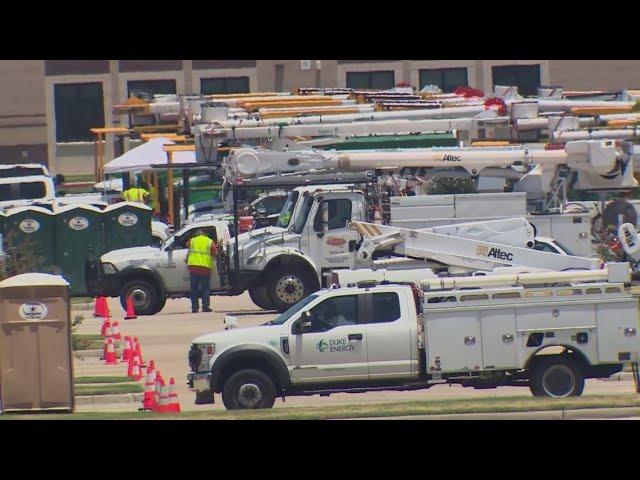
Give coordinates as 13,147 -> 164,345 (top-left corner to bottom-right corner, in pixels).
102,263 -> 118,275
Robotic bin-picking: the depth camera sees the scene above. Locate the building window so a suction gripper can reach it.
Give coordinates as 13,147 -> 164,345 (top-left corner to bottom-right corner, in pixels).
127,79 -> 177,101
491,64 -> 541,97
54,82 -> 105,143
346,71 -> 395,90
200,76 -> 250,95
419,67 -> 468,93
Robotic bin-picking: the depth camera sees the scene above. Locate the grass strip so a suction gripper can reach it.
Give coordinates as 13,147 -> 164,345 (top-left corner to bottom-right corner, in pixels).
4,393 -> 640,420
74,384 -> 143,396
74,376 -> 135,385
75,334 -> 103,341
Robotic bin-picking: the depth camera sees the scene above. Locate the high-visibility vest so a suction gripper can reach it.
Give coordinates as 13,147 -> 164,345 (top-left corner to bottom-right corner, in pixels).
187,235 -> 214,269
123,187 -> 149,203
148,185 -> 159,211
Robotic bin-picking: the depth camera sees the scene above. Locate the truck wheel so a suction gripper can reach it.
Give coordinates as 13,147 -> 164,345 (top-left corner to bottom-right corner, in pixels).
249,285 -> 275,310
120,279 -> 163,316
529,356 -> 585,398
222,369 -> 276,410
266,267 -> 317,313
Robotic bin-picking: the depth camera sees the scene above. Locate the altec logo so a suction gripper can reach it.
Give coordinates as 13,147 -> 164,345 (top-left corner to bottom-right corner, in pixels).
476,245 -> 514,261
441,154 -> 462,162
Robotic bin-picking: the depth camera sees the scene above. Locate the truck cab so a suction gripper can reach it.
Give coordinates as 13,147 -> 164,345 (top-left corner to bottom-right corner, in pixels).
188,283 -> 420,409
0,164 -> 57,211
236,187 -> 368,312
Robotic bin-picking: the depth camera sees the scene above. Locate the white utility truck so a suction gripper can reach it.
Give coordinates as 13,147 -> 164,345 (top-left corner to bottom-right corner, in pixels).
187,263 -> 640,409
0,164 -> 57,211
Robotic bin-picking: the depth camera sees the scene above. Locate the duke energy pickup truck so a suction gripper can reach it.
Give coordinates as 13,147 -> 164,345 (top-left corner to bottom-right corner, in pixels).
187,263 -> 640,410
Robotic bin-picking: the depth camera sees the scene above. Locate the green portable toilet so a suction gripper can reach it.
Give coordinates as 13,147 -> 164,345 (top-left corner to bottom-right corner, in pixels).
103,202 -> 152,253
54,204 -> 104,296
4,206 -> 56,272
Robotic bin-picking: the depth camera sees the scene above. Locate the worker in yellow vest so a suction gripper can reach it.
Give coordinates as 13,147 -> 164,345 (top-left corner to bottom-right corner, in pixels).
122,179 -> 150,206
185,229 -> 218,313
147,182 -> 160,215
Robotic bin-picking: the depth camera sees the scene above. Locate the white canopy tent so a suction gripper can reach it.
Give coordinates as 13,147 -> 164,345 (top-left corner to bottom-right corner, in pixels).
103,137 -> 196,174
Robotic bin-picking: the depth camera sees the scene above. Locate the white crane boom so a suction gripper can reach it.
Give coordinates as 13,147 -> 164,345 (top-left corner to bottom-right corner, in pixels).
225,140 -> 633,191
349,219 -> 601,272
202,115 -> 510,142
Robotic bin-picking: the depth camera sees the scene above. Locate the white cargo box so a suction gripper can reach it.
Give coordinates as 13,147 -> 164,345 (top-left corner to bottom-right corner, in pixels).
454,193 -> 526,218
527,213 -> 592,257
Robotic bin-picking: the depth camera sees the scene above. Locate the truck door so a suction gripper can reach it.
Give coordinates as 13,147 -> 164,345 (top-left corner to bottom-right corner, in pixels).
288,292 -> 369,383
364,290 -> 417,379
302,193 -> 363,270
156,225 -> 221,293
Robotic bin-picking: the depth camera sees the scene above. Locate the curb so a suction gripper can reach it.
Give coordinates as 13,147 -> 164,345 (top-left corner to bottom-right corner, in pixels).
75,393 -> 144,406
347,406 -> 640,421
74,349 -> 122,359
599,373 -> 635,382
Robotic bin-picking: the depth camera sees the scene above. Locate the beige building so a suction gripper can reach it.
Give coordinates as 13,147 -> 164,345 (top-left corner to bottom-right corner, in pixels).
2,59 -> 640,176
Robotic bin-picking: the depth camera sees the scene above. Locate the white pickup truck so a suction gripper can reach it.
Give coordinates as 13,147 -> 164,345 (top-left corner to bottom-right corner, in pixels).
187,263 -> 640,410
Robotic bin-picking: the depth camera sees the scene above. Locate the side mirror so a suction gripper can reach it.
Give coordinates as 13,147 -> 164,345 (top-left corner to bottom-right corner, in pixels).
292,311 -> 312,335
54,174 -> 65,186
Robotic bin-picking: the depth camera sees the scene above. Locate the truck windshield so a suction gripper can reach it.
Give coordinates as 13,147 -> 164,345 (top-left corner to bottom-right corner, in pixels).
263,293 -> 318,326
276,191 -> 299,228
291,195 -> 314,234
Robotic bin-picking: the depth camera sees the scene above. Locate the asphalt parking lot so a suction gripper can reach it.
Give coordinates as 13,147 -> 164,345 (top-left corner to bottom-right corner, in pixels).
74,293 -> 640,412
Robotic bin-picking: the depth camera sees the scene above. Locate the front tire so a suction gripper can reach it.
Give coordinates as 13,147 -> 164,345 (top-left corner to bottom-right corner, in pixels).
222,369 -> 276,410
249,284 -> 275,310
120,279 -> 164,316
529,356 -> 585,398
266,266 -> 318,313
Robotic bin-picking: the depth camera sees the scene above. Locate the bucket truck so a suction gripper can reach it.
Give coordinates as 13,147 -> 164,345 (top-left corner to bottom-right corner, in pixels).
187,262 -> 640,409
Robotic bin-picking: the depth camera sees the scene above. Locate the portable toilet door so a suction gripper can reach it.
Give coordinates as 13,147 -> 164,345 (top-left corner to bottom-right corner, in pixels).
103,202 -> 153,253
54,204 -> 105,296
0,273 -> 74,413
4,206 -> 56,272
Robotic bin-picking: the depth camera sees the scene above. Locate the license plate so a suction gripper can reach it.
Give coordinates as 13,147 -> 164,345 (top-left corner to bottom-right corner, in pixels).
193,376 -> 210,392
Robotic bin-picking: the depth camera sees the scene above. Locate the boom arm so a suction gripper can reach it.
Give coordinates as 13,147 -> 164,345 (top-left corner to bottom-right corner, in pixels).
225,140 -> 634,192
349,218 -> 601,272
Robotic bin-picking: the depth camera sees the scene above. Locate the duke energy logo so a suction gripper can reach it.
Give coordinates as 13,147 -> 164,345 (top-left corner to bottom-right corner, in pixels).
316,339 -> 328,352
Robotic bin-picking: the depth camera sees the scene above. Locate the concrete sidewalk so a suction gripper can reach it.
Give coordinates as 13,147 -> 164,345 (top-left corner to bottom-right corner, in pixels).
350,406 -> 640,420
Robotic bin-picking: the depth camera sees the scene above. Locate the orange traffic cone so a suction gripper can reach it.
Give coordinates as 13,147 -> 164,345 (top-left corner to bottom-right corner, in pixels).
153,371 -> 162,412
142,361 -> 156,410
102,325 -> 113,359
122,336 -> 133,362
100,318 -> 111,337
133,338 -> 145,367
94,296 -> 107,318
128,352 -> 141,378
158,378 -> 169,414
167,378 -> 181,414
131,356 -> 142,381
111,320 -> 121,341
104,338 -> 118,365
125,295 -> 137,320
